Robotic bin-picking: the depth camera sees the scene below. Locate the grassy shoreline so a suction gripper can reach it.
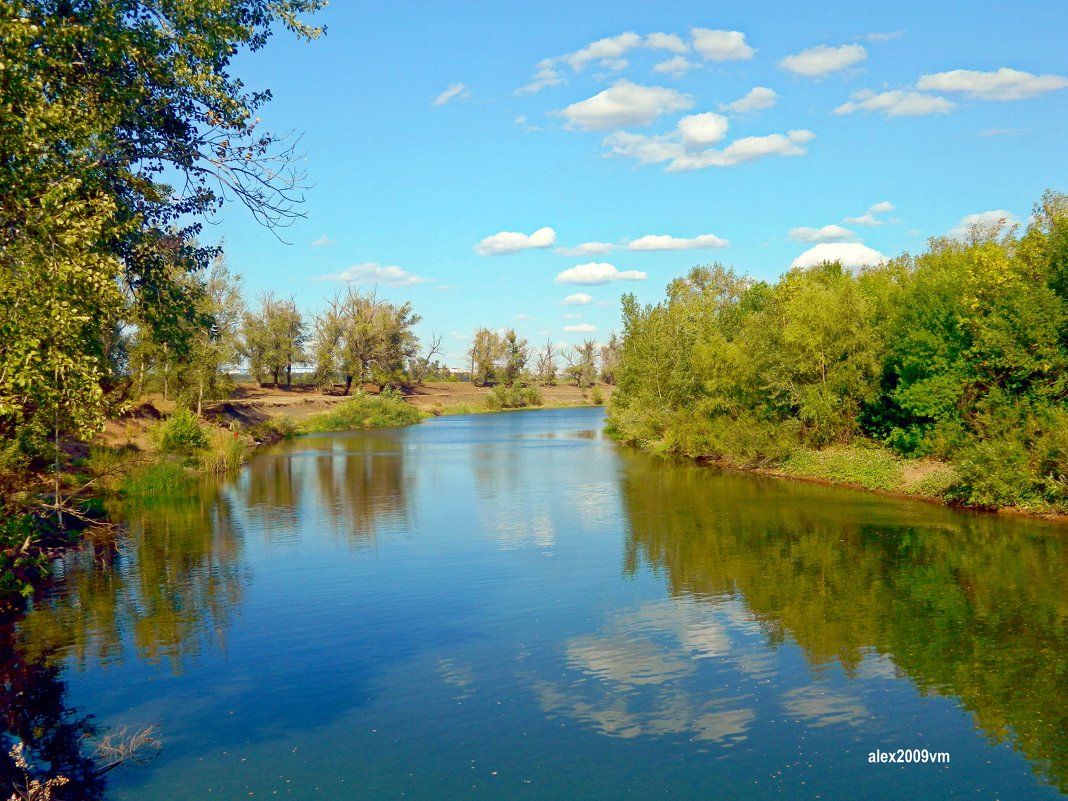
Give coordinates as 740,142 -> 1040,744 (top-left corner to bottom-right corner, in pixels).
624,436 -> 1068,521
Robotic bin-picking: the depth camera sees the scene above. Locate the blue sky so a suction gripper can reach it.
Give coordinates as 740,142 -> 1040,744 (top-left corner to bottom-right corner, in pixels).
212,0 -> 1068,365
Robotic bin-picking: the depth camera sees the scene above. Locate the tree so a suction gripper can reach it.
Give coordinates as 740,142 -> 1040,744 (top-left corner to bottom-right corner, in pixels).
564,341 -> 598,388
242,292 -> 307,388
468,328 -> 505,386
314,289 -> 420,395
503,329 -> 529,385
0,1 -> 326,522
600,334 -> 621,384
535,340 -> 558,385
408,333 -> 444,386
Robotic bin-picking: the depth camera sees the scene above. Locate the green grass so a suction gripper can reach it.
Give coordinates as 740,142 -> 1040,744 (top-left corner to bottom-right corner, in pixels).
118,459 -> 195,496
298,393 -> 424,433
779,445 -> 904,492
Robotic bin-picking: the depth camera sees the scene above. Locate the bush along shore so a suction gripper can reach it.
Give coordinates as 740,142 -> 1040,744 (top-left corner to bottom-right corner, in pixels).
608,190 -> 1068,519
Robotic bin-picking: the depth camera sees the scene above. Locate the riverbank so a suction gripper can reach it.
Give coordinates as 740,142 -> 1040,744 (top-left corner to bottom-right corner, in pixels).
647,439 -> 1067,521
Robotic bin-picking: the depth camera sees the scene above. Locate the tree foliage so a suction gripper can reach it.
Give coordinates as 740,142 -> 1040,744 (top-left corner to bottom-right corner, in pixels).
609,202 -> 1068,511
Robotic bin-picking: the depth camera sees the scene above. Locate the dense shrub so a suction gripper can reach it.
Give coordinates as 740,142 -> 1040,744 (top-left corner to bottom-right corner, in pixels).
155,409 -> 209,454
485,383 -> 543,410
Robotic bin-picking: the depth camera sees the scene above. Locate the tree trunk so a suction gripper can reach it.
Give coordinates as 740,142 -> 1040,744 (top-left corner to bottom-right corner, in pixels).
286,362 -> 292,389
344,375 -> 353,395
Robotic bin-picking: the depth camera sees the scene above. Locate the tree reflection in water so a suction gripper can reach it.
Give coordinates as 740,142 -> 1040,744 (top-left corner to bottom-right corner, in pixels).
16,479 -> 247,674
619,451 -> 1068,793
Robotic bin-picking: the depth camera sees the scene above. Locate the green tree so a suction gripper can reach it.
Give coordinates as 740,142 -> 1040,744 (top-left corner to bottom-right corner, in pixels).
468,328 -> 505,386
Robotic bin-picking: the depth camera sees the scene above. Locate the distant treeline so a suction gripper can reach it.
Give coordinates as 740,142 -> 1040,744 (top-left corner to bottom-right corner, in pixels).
608,190 -> 1068,512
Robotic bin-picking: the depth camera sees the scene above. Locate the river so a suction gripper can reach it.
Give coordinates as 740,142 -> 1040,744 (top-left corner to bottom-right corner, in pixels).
7,407 -> 1068,799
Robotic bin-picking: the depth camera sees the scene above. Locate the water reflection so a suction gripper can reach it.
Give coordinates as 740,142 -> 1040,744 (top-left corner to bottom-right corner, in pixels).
299,432 -> 410,543
18,482 -> 246,673
618,451 -> 1068,792
535,597 -> 758,744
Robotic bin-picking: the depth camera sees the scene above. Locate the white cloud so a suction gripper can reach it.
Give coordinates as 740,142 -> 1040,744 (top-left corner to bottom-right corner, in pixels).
791,242 -> 886,270
834,89 -> 954,117
628,233 -> 728,251
555,263 -> 646,285
561,313 -> 583,319
602,130 -> 684,165
319,262 -> 429,286
917,67 -> 1068,101
863,31 -> 904,43
557,242 -> 615,257
654,55 -> 698,78
564,323 -> 598,333
516,66 -> 566,95
690,28 -> 756,61
677,112 -> 729,148
558,80 -> 693,131
513,313 -> 535,321
946,209 -> 1019,239
843,201 -> 895,226
475,227 -> 557,256
311,234 -> 335,247
563,32 -> 643,72
719,86 -> 779,114
433,83 -> 471,106
667,130 -> 814,171
645,32 -> 688,53
561,292 -> 594,305
780,44 -> 867,77
788,224 -> 858,243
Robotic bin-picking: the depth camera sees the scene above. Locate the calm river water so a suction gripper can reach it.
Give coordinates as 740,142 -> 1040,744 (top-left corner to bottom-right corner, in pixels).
8,407 -> 1068,799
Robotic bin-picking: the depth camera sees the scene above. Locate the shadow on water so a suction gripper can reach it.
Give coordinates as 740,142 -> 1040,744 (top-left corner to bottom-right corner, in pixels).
617,450 -> 1068,793
0,623 -> 104,799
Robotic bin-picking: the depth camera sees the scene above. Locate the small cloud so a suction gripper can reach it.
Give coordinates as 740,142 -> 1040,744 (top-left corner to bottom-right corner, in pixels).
557,242 -> 615,257
516,66 -> 566,95
555,263 -> 646,285
979,127 -> 1027,137
946,209 -> 1019,240
319,262 -> 430,286
557,80 -> 693,131
561,292 -> 594,305
654,56 -> 698,78
311,235 -> 335,247
475,226 -> 556,256
917,67 -> 1068,101
843,201 -> 895,226
834,88 -> 954,117
513,313 -> 535,321
628,233 -> 728,251
690,28 -> 756,61
514,115 -> 527,126
433,83 -> 471,107
564,323 -> 598,333
863,31 -> 904,43
561,313 -> 583,319
666,130 -> 814,171
780,44 -> 867,77
791,242 -> 886,270
677,112 -> 730,147
788,224 -> 858,243
719,86 -> 779,114
563,32 -> 643,72
645,32 -> 689,53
